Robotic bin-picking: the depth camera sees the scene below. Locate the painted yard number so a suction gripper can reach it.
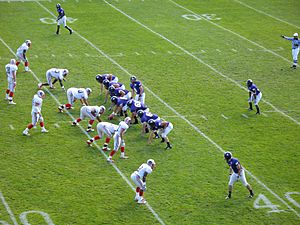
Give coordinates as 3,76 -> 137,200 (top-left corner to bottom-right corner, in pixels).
254,192 -> 300,214
182,14 -> 221,21
0,210 -> 54,225
40,17 -> 78,24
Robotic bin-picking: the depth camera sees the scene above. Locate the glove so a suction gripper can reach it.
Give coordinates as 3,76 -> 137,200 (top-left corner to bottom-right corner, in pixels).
281,35 -> 285,38
108,114 -> 114,120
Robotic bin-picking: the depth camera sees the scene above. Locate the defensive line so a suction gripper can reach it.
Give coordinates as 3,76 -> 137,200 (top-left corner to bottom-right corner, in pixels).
103,0 -> 300,126
36,1 -> 300,218
0,36 -> 166,225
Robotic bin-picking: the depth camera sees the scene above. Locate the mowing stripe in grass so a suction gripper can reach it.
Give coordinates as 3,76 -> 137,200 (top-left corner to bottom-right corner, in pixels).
33,1 -> 300,218
169,0 -> 291,63
0,191 -> 19,225
104,0 -> 300,126
233,0 -> 300,30
0,36 -> 166,225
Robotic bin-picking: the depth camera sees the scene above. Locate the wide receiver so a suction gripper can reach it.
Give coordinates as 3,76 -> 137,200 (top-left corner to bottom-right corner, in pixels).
23,90 -> 48,136
58,87 -> 92,112
15,40 -> 31,72
72,105 -> 106,132
130,159 -> 156,204
5,59 -> 18,105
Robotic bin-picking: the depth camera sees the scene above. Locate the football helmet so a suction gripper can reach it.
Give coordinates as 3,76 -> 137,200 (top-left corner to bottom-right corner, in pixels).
110,96 -> 118,104
99,105 -> 106,114
147,159 -> 156,166
25,40 -> 31,46
10,59 -> 16,65
130,76 -> 137,82
103,79 -> 110,88
126,99 -> 133,107
137,110 -> 144,118
37,90 -> 45,98
148,119 -> 155,127
95,74 -> 104,83
108,86 -> 115,93
293,33 -> 298,37
246,79 -> 253,87
86,88 -> 92,95
56,3 -> 61,9
224,152 -> 232,161
63,69 -> 69,76
124,117 -> 131,124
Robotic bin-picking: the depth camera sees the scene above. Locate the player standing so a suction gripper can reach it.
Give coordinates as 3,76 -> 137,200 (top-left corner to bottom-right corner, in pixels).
15,40 -> 31,72
281,33 -> 300,69
224,152 -> 254,199
130,76 -> 145,104
58,87 -> 92,112
130,159 -> 156,204
56,3 -> 73,35
38,68 -> 69,90
72,105 -> 105,132
23,90 -> 48,136
5,59 -> 18,105
107,117 -> 131,163
246,79 -> 262,115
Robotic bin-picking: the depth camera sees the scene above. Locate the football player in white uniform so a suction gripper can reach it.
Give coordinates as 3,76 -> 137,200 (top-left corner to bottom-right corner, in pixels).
38,68 -> 69,91
16,40 -> 31,71
86,121 -> 119,151
5,59 -> 18,105
130,159 -> 156,204
23,90 -> 48,136
107,117 -> 131,163
72,105 -> 106,132
58,87 -> 92,112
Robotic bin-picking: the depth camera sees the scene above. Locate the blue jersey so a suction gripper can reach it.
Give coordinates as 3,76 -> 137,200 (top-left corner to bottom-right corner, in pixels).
130,100 -> 147,112
103,74 -> 117,82
284,37 -> 300,49
150,119 -> 162,130
248,84 -> 261,95
227,158 -> 241,174
116,97 -> 128,107
130,81 -> 143,95
57,8 -> 65,19
109,81 -> 124,88
140,112 -> 159,123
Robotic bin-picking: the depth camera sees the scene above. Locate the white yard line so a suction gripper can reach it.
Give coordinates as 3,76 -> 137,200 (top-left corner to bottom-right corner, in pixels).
242,114 -> 249,118
103,0 -> 300,127
0,191 -> 19,225
9,124 -> 15,130
233,0 -> 300,30
169,0 -> 291,64
52,1 -> 300,218
221,114 -> 228,120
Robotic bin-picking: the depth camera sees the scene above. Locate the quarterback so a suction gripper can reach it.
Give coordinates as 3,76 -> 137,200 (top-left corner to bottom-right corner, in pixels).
23,90 -> 48,136
15,40 -> 31,72
5,59 -> 18,105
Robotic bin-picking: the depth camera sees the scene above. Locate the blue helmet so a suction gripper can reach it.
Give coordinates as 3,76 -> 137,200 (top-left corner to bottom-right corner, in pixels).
108,86 -> 115,93
224,152 -> 232,161
148,119 -> 155,127
56,3 -> 61,9
137,110 -> 144,118
246,79 -> 253,87
127,99 -> 133,107
130,76 -> 137,82
103,79 -> 110,88
111,96 -> 118,104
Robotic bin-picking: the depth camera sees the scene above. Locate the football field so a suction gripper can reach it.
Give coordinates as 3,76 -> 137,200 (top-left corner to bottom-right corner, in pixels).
0,0 -> 300,224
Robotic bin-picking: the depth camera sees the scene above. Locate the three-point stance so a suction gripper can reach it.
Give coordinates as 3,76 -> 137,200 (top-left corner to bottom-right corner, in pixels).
130,159 -> 156,204
38,68 -> 69,91
23,90 -> 48,136
246,79 -> 262,115
224,152 -> 254,199
56,3 -> 73,35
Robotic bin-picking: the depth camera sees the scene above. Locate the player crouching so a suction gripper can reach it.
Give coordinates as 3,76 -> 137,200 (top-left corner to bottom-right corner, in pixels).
72,105 -> 105,132
23,90 -> 48,136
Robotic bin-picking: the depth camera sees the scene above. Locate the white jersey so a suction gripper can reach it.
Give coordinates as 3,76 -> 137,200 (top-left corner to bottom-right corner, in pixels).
46,68 -> 64,80
69,88 -> 88,100
5,64 -> 18,78
17,43 -> 29,55
82,106 -> 101,119
135,163 -> 153,178
116,121 -> 129,136
99,122 -> 119,133
32,94 -> 43,113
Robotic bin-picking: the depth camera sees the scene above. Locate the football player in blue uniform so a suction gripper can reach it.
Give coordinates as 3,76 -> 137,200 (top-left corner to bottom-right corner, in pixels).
108,96 -> 129,120
130,76 -> 145,104
224,152 -> 254,199
247,79 -> 262,115
56,3 -> 73,35
148,119 -> 173,149
127,99 -> 148,124
137,110 -> 160,133
102,79 -> 125,104
96,74 -> 118,95
281,33 -> 300,69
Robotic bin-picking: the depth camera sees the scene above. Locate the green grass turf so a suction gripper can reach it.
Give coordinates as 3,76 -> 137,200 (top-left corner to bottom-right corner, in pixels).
0,0 -> 299,224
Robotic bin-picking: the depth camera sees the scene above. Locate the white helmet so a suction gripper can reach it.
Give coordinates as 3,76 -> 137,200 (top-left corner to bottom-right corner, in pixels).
293,33 -> 298,37
124,117 -> 131,124
147,159 -> 156,166
63,69 -> 69,76
37,90 -> 45,98
85,88 -> 92,94
10,59 -> 16,65
99,105 -> 106,114
25,40 -> 31,46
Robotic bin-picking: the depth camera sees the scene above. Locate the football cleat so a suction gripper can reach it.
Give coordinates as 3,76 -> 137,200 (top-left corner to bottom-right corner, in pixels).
137,198 -> 147,204
41,128 -> 48,133
225,195 -> 231,200
249,193 -> 254,198
38,83 -> 43,89
134,195 -> 140,202
8,101 -> 16,105
86,140 -> 92,146
22,130 -> 30,136
86,128 -> 94,132
107,158 -> 114,163
120,155 -> 129,159
71,121 -> 78,126
58,107 -> 63,113
165,145 -> 172,150
102,147 -> 111,151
